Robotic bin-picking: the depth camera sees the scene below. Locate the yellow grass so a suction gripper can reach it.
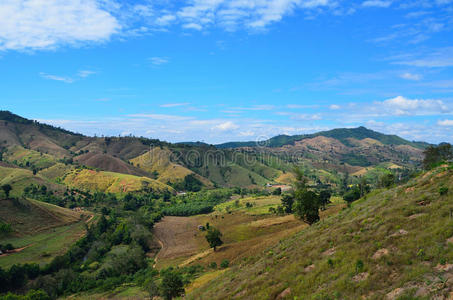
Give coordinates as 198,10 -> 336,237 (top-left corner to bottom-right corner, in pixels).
63,168 -> 173,194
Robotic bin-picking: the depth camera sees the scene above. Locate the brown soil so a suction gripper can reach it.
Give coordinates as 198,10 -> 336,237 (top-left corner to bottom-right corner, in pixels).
152,216 -> 200,262
0,244 -> 32,257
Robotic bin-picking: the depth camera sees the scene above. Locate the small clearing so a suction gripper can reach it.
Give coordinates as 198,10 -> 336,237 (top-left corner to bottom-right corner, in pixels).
152,216 -> 201,265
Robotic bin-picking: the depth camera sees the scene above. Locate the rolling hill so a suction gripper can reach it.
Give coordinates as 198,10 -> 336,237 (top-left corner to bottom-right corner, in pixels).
187,164 -> 453,299
216,126 -> 429,149
0,111 -> 428,196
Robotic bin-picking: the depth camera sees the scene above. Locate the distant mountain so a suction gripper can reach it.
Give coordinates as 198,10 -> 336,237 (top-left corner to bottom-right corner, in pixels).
216,126 -> 430,149
0,111 -> 428,196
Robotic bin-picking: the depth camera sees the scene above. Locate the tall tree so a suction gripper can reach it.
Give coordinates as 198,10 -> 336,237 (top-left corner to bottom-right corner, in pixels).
159,268 -> 184,300
1,184 -> 12,198
423,143 -> 453,169
205,227 -> 223,251
291,168 -> 321,225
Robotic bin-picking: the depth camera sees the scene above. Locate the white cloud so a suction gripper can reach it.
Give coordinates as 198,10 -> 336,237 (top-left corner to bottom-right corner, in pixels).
77,70 -> 97,78
39,72 -> 74,83
160,103 -> 190,108
174,0 -> 331,31
239,130 -> 255,136
392,47 -> 453,68
128,114 -> 193,121
212,121 -> 240,131
234,105 -> 275,111
156,15 -> 176,26
149,57 -> 169,65
374,96 -> 449,116
362,0 -> 392,8
329,104 -> 340,110
0,0 -> 120,51
39,69 -> 96,83
438,119 -> 453,126
400,72 -> 422,81
292,113 -> 322,120
182,23 -> 203,30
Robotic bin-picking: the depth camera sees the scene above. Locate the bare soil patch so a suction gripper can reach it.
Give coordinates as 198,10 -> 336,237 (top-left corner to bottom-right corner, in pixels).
152,216 -> 200,263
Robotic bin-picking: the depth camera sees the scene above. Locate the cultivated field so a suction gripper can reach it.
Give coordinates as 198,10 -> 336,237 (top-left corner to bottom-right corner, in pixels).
152,216 -> 206,268
153,195 -> 346,276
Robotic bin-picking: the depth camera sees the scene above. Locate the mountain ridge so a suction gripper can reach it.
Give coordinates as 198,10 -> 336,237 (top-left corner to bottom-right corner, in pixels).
216,126 -> 430,149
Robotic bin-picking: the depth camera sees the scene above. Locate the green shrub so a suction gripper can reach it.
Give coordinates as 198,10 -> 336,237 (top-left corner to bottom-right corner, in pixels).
355,260 -> 364,273
209,262 -> 217,269
220,259 -> 229,268
439,186 -> 449,196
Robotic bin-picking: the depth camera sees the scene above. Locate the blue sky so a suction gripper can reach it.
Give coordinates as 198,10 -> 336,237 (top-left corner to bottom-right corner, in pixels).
1,0 -> 453,144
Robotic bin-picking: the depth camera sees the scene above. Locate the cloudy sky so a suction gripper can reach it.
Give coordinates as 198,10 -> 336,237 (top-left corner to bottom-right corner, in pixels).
1,0 -> 452,144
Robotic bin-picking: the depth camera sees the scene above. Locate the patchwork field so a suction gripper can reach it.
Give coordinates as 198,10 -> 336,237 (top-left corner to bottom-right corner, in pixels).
153,195 -> 346,274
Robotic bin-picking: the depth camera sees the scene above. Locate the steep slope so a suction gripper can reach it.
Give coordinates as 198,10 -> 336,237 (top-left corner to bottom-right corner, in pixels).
0,165 -> 65,197
129,147 -> 213,187
0,197 -> 82,236
188,165 -> 453,299
63,168 -> 174,194
73,152 -> 150,177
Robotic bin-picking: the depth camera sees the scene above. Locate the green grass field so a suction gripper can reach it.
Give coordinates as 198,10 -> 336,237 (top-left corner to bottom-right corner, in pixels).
0,215 -> 94,268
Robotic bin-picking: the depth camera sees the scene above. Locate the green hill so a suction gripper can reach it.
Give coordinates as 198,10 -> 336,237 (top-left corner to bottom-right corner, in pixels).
0,111 -> 427,195
188,165 -> 453,299
216,126 -> 430,149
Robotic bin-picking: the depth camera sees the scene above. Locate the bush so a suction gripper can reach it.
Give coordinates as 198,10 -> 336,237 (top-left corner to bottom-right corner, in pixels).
355,260 -> 364,273
439,187 -> 449,196
159,268 -> 184,300
220,259 -> 229,268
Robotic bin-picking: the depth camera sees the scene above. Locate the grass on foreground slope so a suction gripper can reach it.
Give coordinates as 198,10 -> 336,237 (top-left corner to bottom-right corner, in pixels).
0,198 -> 94,268
0,198 -> 81,236
188,165 -> 453,300
63,168 -> 174,194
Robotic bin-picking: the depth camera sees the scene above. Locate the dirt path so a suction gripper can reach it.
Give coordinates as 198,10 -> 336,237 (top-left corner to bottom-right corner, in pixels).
0,244 -> 32,257
152,216 -> 200,263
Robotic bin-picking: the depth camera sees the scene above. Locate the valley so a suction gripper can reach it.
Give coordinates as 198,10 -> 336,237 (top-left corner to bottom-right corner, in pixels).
1,111 -> 452,300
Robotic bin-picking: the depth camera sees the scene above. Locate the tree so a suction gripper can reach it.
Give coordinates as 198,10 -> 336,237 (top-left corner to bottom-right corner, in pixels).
293,190 -> 321,225
1,184 -> 12,198
378,173 -> 395,188
281,194 -> 294,213
160,268 -> 184,300
343,187 -> 360,207
319,189 -> 332,210
291,167 -> 321,225
272,187 -> 282,195
423,143 -> 453,169
358,177 -> 369,197
205,227 -> 223,251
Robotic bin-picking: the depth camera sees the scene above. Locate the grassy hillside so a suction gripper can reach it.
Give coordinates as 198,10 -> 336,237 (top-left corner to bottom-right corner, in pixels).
0,197 -> 93,268
0,165 -> 63,197
2,145 -> 58,170
188,165 -> 453,299
130,147 -> 213,187
0,198 -> 81,236
63,168 -> 174,194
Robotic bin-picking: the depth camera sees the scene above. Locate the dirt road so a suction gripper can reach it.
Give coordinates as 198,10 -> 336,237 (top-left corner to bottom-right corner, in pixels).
152,216 -> 200,263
